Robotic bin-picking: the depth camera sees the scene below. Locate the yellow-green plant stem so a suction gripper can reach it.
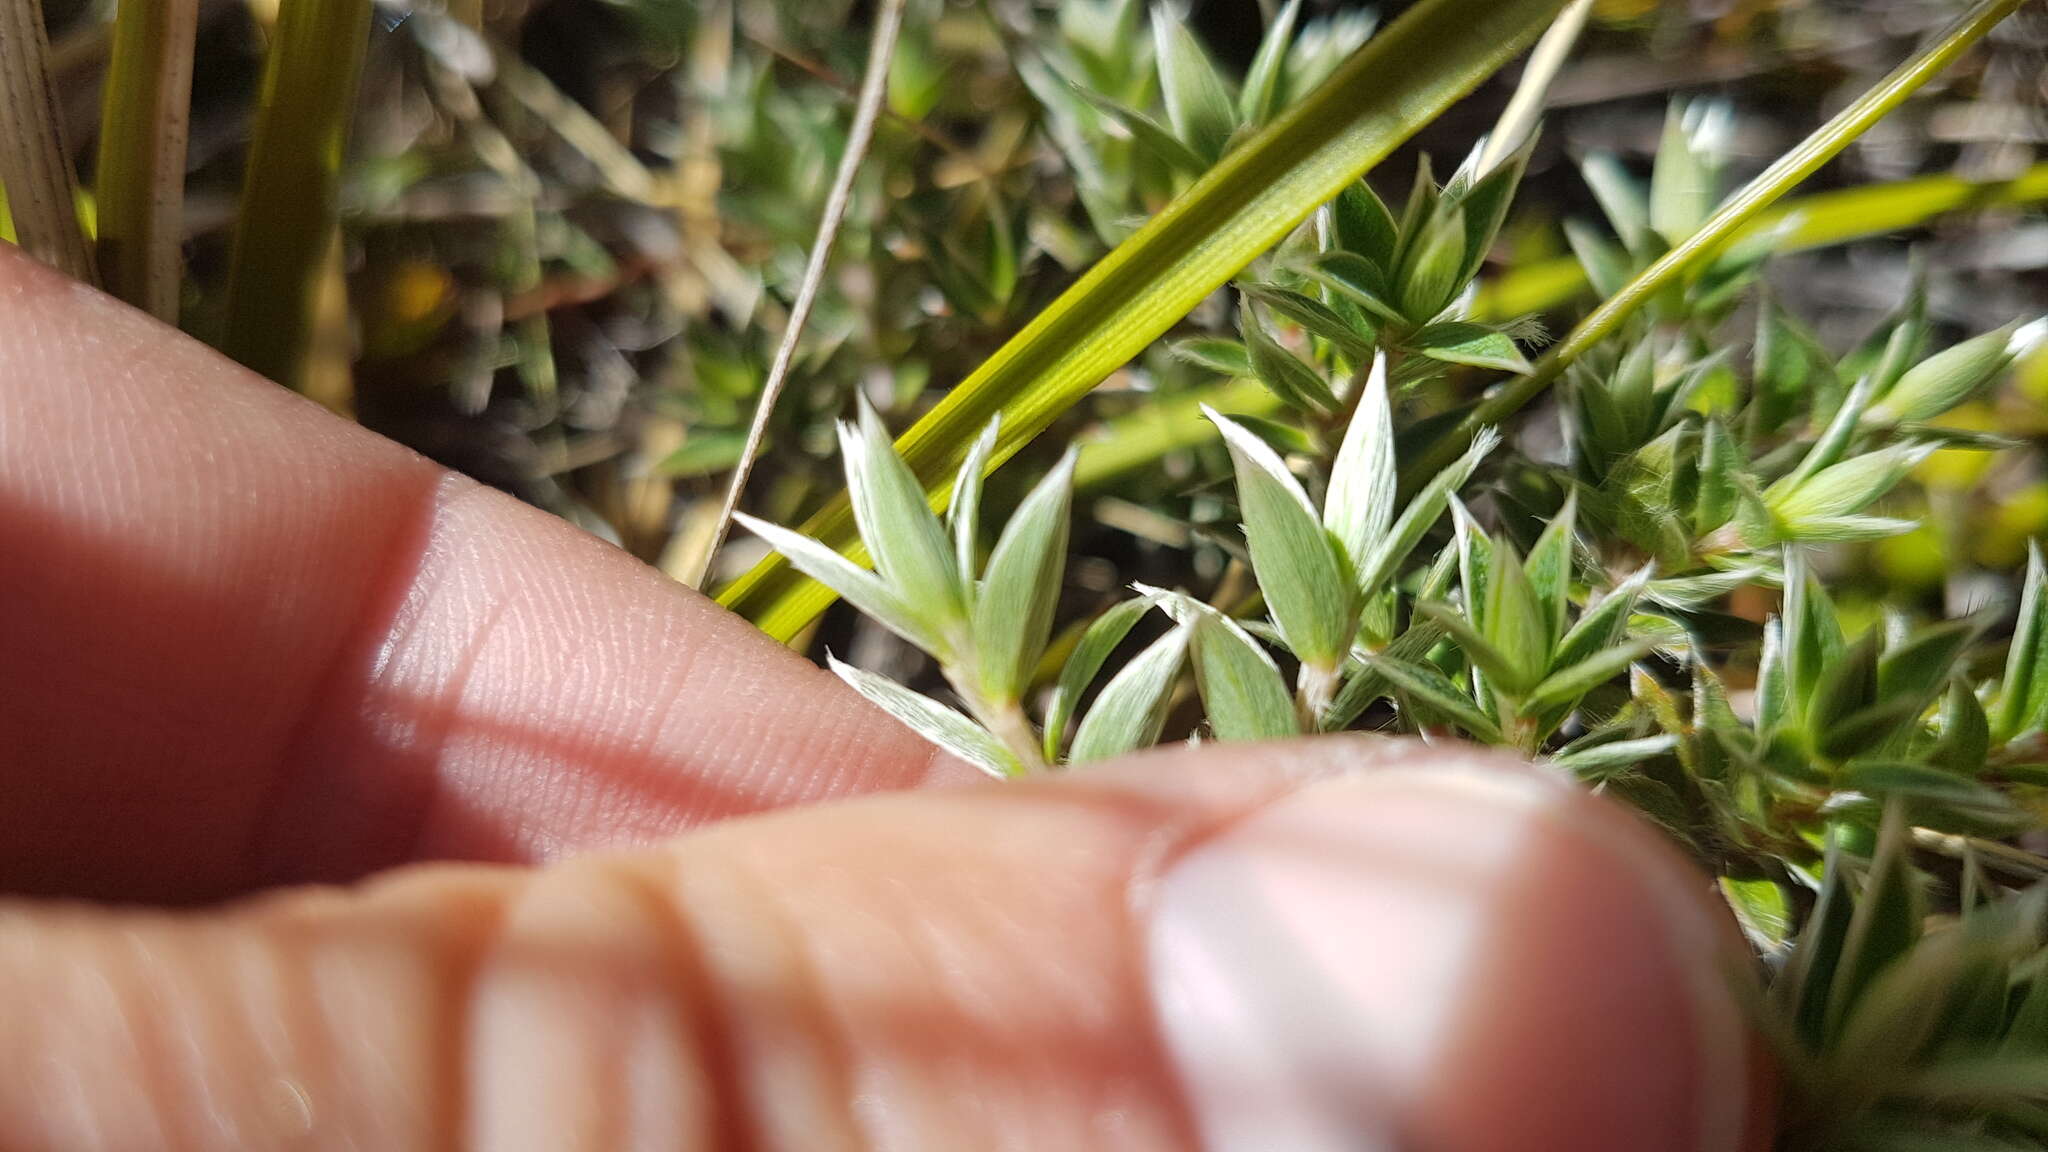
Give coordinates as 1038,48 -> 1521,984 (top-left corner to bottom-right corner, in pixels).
1478,160 -> 2048,318
0,178 -> 14,243
0,0 -> 94,282
720,0 -> 1572,641
97,0 -> 199,321
1405,0 -> 2029,487
220,0 -> 373,387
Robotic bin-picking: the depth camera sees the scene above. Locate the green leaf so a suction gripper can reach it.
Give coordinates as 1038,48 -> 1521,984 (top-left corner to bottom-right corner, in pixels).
733,514 -> 948,658
1073,88 -> 1211,175
1720,877 -> 1793,950
1809,630 -> 1881,753
1562,217 -> 1632,298
827,655 -> 1022,779
1243,301 -> 1341,414
1242,284 -> 1375,357
722,0 -> 1589,639
1842,761 -> 2019,825
1408,320 -> 1532,373
1323,617 -> 1447,729
1307,250 -> 1410,326
971,450 -> 1077,704
1783,831 -> 1856,1048
1152,7 -> 1238,163
1357,652 -> 1504,741
1649,99 -> 1728,246
1933,677 -> 1991,774
1580,150 -> 1649,253
1043,597 -> 1152,762
1691,418 -> 1741,535
842,403 -> 969,632
1525,642 -> 1652,714
1767,443 -> 1932,522
1328,180 -> 1399,267
1238,0 -> 1303,126
1825,803 -> 1925,1043
1878,619 -> 1978,706
1183,602 -> 1300,742
1398,203 -> 1468,321
1997,541 -> 2048,741
950,416 -> 1001,579
1208,408 -> 1355,667
1781,514 -> 1920,543
1552,564 -> 1652,671
1323,352 -> 1397,576
1418,601 -> 1532,700
1170,337 -> 1254,377
1551,733 -> 1678,777
1643,566 -> 1764,611
1871,323 -> 2019,424
1523,492 -> 1578,647
1354,427 -> 1500,595
1451,142 -> 1529,285
1069,622 -> 1192,762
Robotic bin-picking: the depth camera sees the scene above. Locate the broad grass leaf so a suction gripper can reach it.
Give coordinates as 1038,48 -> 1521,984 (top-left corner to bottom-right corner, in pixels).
827,655 -> 1021,779
1069,623 -> 1192,762
972,450 -> 1077,703
1208,408 -> 1354,667
1043,596 -> 1152,762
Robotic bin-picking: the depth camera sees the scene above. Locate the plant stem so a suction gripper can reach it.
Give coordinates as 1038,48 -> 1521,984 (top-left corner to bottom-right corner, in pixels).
220,0 -> 372,387
692,0 -> 908,590
0,0 -> 95,283
1297,661 -> 1340,731
97,0 -> 199,321
1403,0 -> 2030,490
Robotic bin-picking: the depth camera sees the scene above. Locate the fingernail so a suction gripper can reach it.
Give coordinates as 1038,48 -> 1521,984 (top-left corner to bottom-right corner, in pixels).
1148,762 -> 1753,1152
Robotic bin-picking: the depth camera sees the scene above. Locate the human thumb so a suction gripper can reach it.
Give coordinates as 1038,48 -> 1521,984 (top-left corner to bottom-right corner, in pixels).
0,737 -> 1771,1151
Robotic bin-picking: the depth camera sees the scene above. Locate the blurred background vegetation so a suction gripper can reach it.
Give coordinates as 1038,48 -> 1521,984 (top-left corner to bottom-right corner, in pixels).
6,0 -> 2046,667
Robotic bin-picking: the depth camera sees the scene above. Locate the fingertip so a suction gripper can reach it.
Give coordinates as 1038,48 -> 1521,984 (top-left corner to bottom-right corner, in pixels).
1148,749 -> 1772,1152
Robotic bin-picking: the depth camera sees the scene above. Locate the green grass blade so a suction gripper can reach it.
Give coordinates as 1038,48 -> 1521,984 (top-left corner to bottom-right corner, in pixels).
1477,161 -> 2048,319
220,0 -> 373,387
96,0 -> 199,321
0,0 -> 95,283
719,0 -> 1572,640
1407,0 -> 2029,486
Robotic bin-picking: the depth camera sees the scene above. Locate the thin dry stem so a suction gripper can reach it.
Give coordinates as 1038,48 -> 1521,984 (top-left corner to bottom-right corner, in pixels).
0,0 -> 95,283
692,0 -> 909,590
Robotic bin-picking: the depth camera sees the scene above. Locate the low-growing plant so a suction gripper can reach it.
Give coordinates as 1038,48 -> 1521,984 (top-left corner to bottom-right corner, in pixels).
741,3 -> 2048,1142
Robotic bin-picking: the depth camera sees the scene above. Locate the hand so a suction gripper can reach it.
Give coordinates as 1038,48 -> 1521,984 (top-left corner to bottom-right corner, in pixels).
0,246 -> 1770,1151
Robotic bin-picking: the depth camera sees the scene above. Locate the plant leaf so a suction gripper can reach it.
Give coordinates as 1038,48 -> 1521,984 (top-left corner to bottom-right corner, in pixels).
1323,352 -> 1397,574
1997,541 -> 2048,741
1523,492 -> 1578,646
971,450 -> 1077,703
842,403 -> 969,632
950,416 -> 1001,580
1870,323 -> 2018,424
1525,641 -> 1652,714
1069,622 -> 1193,762
827,655 -> 1021,779
1043,596 -> 1152,762
1409,320 -> 1533,373
1238,0 -> 1304,125
1208,408 -> 1355,667
1357,652 -> 1504,741
1180,600 -> 1300,741
1328,180 -> 1399,267
1580,150 -> 1649,253
1354,427 -> 1499,595
734,514 -> 948,657
1152,6 -> 1238,163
